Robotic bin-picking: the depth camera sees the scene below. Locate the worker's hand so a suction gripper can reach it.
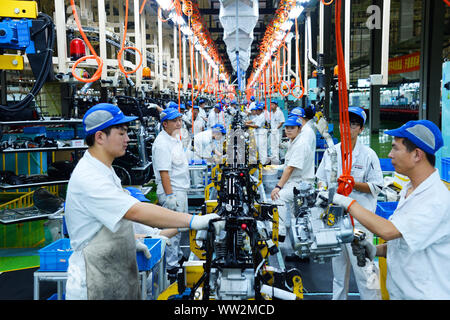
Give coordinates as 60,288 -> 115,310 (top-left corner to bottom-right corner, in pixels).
315,191 -> 356,211
150,235 -> 171,246
316,117 -> 329,136
165,194 -> 178,211
351,239 -> 376,261
271,187 -> 281,201
135,239 -> 151,259
190,213 -> 224,234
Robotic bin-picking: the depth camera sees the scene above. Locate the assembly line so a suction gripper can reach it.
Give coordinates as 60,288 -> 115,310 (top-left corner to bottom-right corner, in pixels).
0,0 -> 449,302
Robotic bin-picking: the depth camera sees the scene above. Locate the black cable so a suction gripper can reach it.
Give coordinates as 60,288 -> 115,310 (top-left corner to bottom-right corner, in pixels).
0,13 -> 55,112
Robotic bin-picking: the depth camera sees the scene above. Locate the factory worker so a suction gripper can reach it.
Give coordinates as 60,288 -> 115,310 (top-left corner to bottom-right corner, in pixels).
184,105 -> 205,136
64,104 -> 221,300
193,124 -> 226,164
152,108 -> 193,282
197,99 -> 208,121
207,103 -> 225,129
322,119 -> 450,300
247,95 -> 256,114
270,115 -> 315,253
316,107 -> 384,300
245,103 -> 269,165
268,99 -> 285,165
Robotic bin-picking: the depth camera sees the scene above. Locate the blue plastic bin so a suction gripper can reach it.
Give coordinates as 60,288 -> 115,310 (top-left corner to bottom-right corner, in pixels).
38,238 -> 73,271
379,158 -> 395,172
136,238 -> 162,271
441,157 -> 450,182
375,202 -> 398,220
39,238 -> 162,272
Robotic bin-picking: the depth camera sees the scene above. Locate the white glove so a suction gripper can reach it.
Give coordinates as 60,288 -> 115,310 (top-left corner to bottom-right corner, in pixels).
135,239 -> 151,259
164,194 -> 178,211
315,191 -> 356,210
149,234 -> 171,246
190,213 -> 224,234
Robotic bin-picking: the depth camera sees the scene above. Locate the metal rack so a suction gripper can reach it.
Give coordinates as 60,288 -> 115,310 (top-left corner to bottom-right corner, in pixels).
0,119 -> 85,191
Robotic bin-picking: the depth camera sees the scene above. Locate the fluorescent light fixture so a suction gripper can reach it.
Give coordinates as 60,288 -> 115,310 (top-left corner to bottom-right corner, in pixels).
281,20 -> 293,31
169,11 -> 185,25
289,5 -> 304,20
180,26 -> 192,36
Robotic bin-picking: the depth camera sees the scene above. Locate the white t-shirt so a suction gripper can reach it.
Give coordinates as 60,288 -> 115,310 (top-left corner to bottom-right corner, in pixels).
284,124 -> 316,184
65,150 -> 139,299
207,109 -> 225,129
193,129 -> 213,159
316,139 -> 383,213
152,129 -> 190,194
270,108 -> 285,131
387,169 -> 450,299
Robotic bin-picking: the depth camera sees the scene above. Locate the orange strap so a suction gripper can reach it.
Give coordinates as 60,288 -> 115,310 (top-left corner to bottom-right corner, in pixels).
335,0 -> 355,198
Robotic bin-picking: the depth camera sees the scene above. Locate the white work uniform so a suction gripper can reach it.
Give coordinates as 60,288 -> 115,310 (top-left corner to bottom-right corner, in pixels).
269,108 -> 285,164
276,124 -> 316,240
207,109 -> 225,129
253,111 -> 269,165
316,139 -> 384,300
65,150 -> 140,300
193,130 -> 214,162
152,129 -> 189,270
387,170 -> 450,299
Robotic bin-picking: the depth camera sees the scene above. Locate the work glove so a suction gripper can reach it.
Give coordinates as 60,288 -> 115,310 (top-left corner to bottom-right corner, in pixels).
164,194 -> 178,211
351,238 -> 377,262
315,190 -> 356,211
150,234 -> 171,246
190,213 -> 225,235
135,239 -> 151,259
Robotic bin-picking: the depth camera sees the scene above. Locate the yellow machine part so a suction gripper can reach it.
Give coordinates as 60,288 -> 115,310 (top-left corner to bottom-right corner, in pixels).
0,1 -> 38,18
0,55 -> 24,70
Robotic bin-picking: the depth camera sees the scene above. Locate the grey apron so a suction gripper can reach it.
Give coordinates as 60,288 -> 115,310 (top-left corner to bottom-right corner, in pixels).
82,219 -> 140,300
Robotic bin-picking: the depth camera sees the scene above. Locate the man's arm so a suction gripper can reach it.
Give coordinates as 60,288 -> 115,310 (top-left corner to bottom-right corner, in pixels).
353,182 -> 371,193
159,171 -> 172,195
348,202 -> 402,241
124,202 -> 191,229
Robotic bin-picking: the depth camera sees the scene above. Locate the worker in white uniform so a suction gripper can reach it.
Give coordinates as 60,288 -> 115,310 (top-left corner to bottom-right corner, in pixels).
193,124 -> 225,164
246,103 -> 269,165
270,114 -> 315,258
316,107 -> 384,300
268,99 -> 285,165
247,96 -> 256,114
322,119 -> 450,300
207,103 -> 225,129
64,103 -> 221,300
152,107 -> 192,282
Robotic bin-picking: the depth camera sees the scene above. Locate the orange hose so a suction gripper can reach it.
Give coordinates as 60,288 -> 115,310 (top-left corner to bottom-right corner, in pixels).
290,17 -> 305,99
117,0 -> 143,80
70,0 -> 103,83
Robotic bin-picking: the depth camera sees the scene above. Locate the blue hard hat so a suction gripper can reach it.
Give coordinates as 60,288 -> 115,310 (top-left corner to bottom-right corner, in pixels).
385,120 -> 443,155
289,107 -> 305,118
284,115 -> 303,127
214,103 -> 222,110
250,96 -> 255,101
199,99 -> 205,104
160,108 -> 183,122
348,107 -> 367,125
83,103 -> 137,136
270,99 -> 278,105
231,100 -> 237,105
193,105 -> 199,109
212,124 -> 226,134
166,101 -> 178,109
125,187 -> 149,202
180,103 -> 186,110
